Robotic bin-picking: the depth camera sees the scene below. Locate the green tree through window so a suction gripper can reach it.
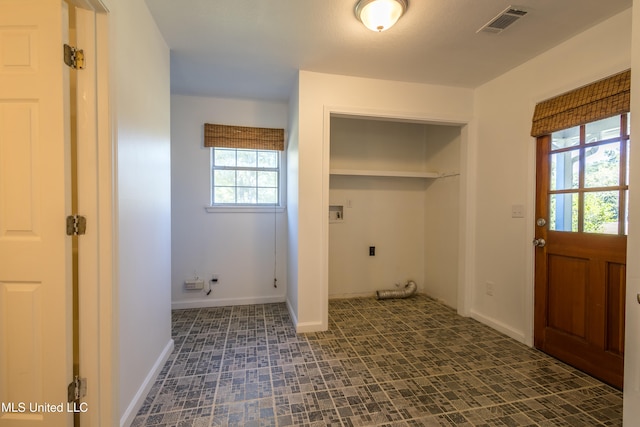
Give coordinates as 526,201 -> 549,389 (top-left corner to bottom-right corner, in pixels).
549,114 -> 629,235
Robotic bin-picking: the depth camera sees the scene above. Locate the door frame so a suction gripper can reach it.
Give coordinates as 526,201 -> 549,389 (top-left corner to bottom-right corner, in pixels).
71,1 -> 115,425
525,135 -> 537,347
525,120 -> 634,390
624,25 -> 640,420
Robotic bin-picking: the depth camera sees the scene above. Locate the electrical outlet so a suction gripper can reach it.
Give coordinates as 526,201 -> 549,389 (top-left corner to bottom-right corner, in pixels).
185,279 -> 204,290
486,281 -> 494,296
511,204 -> 525,218
211,274 -> 219,284
369,246 -> 375,256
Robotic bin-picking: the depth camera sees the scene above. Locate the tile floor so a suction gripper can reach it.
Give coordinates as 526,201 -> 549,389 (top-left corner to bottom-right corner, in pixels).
132,295 -> 623,426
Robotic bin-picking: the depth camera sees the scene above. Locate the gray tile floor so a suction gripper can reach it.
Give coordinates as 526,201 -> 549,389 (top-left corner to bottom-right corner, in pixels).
132,295 -> 623,426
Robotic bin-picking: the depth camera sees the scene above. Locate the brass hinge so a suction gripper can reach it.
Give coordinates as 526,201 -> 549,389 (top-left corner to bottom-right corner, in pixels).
63,44 -> 85,69
67,376 -> 87,403
66,215 -> 87,236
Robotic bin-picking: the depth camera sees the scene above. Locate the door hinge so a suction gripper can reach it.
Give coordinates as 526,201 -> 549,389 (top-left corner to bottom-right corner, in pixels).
67,376 -> 87,403
63,44 -> 85,69
66,215 -> 87,236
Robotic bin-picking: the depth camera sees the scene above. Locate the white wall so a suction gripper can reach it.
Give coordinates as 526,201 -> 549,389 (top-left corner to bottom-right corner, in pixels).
329,175 -> 426,296
291,72 -> 474,331
112,0 -> 172,424
423,125 -> 461,308
624,1 -> 640,423
473,8 -> 632,343
170,95 -> 289,309
286,78 -> 301,324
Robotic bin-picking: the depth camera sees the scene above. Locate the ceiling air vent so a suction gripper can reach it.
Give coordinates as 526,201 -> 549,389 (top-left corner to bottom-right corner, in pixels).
477,6 -> 527,34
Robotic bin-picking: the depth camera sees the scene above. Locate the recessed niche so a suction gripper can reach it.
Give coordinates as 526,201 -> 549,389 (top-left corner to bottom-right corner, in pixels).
329,205 -> 344,223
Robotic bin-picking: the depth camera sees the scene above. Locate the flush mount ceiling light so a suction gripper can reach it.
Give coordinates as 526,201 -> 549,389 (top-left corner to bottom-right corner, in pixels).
355,0 -> 408,32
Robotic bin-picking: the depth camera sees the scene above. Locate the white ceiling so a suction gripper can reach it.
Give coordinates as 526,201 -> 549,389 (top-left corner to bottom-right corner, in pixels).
145,0 -> 632,102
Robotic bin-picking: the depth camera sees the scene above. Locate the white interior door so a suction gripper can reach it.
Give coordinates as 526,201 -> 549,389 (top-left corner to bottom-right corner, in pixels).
0,1 -> 73,425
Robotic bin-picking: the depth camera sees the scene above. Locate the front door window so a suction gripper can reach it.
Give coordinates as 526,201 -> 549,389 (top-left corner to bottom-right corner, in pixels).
549,114 -> 629,235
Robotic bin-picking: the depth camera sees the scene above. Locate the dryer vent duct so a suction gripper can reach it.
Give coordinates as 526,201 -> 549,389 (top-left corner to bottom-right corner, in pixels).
477,6 -> 527,34
376,280 -> 417,300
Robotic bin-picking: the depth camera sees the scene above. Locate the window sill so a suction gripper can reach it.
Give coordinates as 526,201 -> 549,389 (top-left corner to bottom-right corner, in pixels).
205,206 -> 286,214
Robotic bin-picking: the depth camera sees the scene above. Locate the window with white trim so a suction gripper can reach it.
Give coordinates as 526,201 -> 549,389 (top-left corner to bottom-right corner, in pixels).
211,147 -> 280,206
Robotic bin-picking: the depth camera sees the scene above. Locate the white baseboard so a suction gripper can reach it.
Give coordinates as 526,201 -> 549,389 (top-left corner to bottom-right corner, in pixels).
285,298 -> 298,326
295,321 -> 325,333
469,309 -> 526,344
120,339 -> 174,427
285,298 -> 326,333
171,295 -> 285,310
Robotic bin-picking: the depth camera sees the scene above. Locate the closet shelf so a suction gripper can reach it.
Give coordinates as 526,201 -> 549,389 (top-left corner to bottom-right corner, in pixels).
330,169 -> 439,179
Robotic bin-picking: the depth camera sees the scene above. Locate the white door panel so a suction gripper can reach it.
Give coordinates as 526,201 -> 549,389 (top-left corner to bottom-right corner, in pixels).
0,1 -> 72,426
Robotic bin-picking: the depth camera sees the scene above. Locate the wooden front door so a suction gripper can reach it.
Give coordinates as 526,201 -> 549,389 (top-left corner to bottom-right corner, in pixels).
534,114 -> 628,389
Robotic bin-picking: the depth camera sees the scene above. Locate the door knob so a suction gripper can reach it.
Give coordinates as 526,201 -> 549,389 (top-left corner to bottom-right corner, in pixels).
533,238 -> 546,247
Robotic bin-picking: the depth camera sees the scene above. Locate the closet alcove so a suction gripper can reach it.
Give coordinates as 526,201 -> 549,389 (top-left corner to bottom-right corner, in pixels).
328,115 -> 462,309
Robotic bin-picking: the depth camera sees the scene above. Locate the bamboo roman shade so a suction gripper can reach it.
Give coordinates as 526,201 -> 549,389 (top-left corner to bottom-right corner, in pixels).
204,123 -> 285,151
530,69 -> 630,137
